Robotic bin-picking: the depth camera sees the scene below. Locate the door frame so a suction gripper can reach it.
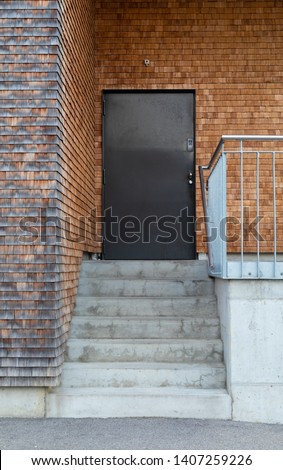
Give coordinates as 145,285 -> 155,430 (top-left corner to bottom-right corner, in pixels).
102,89 -> 196,260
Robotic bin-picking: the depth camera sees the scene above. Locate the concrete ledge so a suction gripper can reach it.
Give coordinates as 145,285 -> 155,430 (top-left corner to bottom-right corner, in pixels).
232,384 -> 283,424
0,388 -> 46,418
215,278 -> 283,424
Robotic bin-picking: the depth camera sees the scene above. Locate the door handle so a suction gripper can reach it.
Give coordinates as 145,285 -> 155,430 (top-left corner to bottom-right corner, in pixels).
188,172 -> 194,185
187,138 -> 194,152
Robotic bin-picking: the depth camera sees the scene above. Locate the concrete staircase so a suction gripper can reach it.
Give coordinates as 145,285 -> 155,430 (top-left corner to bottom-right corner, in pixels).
46,260 -> 231,418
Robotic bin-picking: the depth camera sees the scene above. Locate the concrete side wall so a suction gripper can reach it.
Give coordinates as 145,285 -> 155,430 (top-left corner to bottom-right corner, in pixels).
216,279 -> 283,424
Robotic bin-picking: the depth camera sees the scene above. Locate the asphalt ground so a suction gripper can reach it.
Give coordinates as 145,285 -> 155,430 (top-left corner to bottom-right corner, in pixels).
0,418 -> 282,450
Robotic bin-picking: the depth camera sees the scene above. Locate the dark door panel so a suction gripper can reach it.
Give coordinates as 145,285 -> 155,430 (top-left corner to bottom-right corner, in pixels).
103,91 -> 195,260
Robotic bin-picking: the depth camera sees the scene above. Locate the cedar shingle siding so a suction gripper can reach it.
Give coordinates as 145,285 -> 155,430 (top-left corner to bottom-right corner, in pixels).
1,0 -> 283,385
0,0 -> 96,386
94,0 -> 283,253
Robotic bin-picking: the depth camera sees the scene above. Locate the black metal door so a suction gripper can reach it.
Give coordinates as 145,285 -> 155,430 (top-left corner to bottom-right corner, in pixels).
103,91 -> 195,260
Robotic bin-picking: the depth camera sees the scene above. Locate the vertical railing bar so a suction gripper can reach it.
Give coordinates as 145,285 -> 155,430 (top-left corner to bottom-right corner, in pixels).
240,139 -> 244,278
273,151 -> 277,277
222,143 -> 227,277
256,152 -> 260,278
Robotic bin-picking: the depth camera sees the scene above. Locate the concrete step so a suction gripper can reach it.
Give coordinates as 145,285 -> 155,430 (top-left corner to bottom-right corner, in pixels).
61,362 -> 226,389
46,387 -> 232,419
53,259 -> 229,420
80,260 -> 210,280
77,278 -> 214,297
74,296 -> 218,317
65,338 -> 223,363
69,316 -> 220,340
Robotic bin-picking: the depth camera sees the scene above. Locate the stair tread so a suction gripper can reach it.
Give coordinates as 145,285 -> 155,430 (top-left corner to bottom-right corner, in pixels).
78,295 -> 214,299
70,315 -> 220,322
79,276 -> 212,281
80,261 -> 210,279
77,296 -> 214,299
67,338 -> 222,344
50,386 -> 230,396
82,260 -> 208,264
74,296 -> 218,317
62,361 -> 225,369
75,295 -> 216,300
79,278 -> 213,282
69,316 -> 220,339
78,278 -> 214,297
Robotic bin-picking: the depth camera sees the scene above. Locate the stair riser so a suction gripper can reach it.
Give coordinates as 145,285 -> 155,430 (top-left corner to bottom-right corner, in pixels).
74,297 -> 218,317
80,260 -> 209,280
78,279 -> 214,297
65,340 -> 223,363
69,318 -> 220,340
61,366 -> 226,389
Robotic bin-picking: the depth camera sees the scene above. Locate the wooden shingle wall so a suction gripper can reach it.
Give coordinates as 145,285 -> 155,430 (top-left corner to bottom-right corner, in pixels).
0,0 -> 96,386
58,0 -> 96,255
94,0 -> 283,252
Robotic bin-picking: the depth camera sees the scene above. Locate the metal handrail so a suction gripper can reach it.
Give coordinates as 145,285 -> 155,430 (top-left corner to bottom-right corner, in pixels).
199,135 -> 283,279
204,135 -> 283,171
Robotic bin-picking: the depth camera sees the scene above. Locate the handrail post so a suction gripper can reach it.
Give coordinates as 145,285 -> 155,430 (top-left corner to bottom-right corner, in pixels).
256,151 -> 260,278
199,165 -> 214,270
273,151 -> 277,277
221,144 -> 227,278
240,139 -> 244,278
